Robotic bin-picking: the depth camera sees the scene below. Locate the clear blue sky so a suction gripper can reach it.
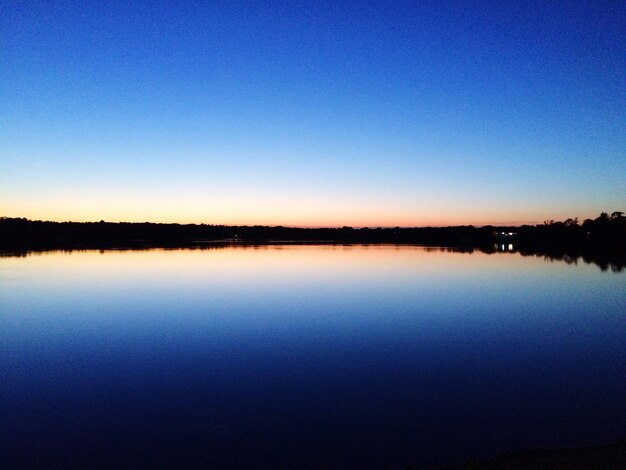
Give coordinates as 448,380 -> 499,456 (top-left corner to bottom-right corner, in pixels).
1,1 -> 624,226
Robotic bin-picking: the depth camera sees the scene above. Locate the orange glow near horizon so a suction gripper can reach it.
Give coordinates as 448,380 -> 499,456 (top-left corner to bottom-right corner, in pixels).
2,200 -> 554,227
1,179 -> 614,228
0,208 -> 543,227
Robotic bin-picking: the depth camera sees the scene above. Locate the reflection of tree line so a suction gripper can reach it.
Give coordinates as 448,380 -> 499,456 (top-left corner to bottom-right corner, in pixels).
425,246 -> 624,272
1,212 -> 624,271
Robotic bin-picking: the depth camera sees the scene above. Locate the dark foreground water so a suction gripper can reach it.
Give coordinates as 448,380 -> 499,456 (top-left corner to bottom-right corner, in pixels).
2,246 -> 625,468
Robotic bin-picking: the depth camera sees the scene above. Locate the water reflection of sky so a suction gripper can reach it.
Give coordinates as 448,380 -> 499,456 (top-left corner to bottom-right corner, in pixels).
2,246 -> 625,468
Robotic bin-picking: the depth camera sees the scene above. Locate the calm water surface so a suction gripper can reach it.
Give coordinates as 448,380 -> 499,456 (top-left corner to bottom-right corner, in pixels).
2,246 -> 625,468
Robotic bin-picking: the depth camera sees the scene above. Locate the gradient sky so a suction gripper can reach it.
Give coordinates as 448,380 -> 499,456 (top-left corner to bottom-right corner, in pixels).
1,1 -> 624,226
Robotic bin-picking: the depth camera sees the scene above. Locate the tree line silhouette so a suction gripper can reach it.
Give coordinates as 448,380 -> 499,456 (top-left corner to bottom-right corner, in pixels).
1,212 -> 624,270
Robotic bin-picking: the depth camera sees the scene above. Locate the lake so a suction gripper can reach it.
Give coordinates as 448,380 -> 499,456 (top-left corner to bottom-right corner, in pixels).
2,245 -> 625,468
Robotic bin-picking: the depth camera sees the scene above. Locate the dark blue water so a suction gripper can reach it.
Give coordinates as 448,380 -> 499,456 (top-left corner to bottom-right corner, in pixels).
2,246 -> 625,468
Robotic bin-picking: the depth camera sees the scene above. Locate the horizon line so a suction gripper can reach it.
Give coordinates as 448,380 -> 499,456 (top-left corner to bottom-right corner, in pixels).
1,215 -> 581,229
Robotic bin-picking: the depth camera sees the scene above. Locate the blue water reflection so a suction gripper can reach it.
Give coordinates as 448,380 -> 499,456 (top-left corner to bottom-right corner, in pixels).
2,246 -> 625,468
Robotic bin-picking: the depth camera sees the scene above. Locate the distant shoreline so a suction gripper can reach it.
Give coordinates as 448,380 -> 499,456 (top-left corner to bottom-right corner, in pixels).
1,213 -> 624,272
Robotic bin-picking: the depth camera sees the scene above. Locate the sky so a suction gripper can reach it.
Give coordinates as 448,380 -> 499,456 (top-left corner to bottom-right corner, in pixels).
1,0 -> 625,227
